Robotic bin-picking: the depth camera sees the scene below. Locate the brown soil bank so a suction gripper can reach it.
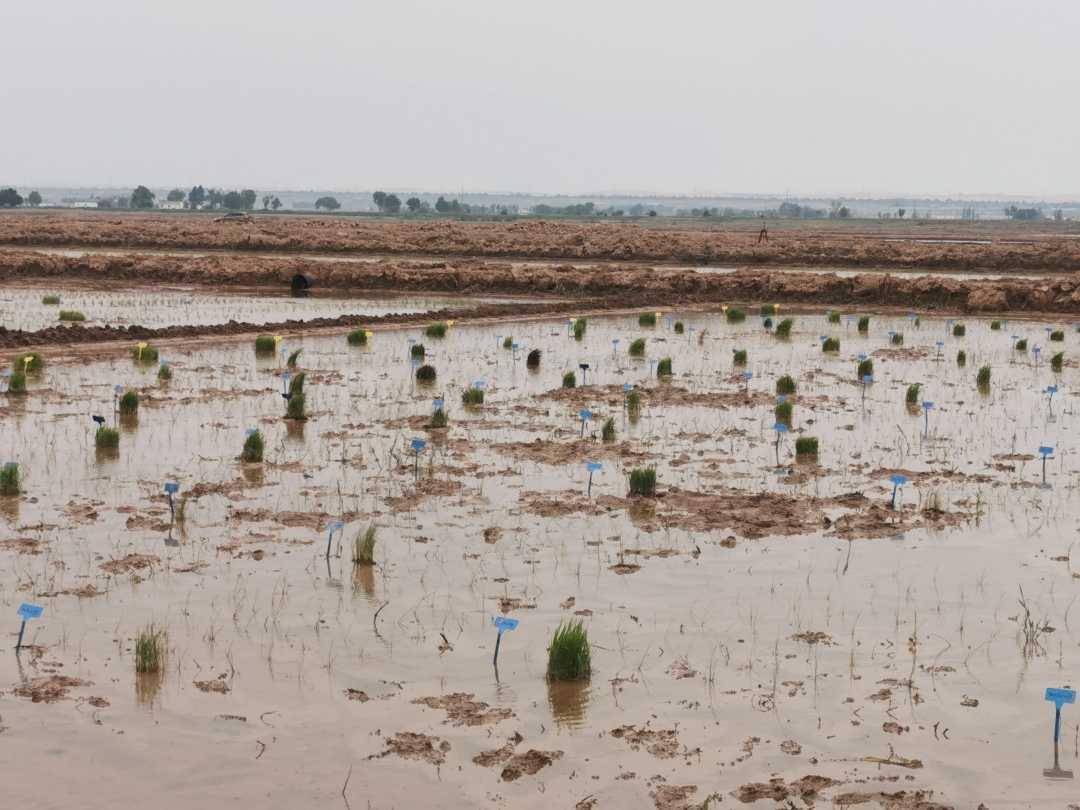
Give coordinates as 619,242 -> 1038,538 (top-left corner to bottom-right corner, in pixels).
2,211 -> 1080,272
5,250 -> 1080,317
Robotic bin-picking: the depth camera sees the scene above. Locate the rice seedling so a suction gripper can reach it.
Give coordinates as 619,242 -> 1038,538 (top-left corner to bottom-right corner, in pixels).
352,525 -> 376,566
957,350 -> 967,367
776,374 -> 796,395
1051,330 -> 1065,342
289,372 -> 305,397
601,417 -> 616,442
14,353 -> 43,373
287,348 -> 303,368
562,371 -> 576,388
0,463 -> 20,496
58,310 -> 86,322
638,312 -> 657,327
135,624 -> 167,673
526,349 -> 541,368
976,365 -> 991,390
118,390 -> 139,414
990,320 -> 1002,330
774,318 -> 793,338
346,328 -> 368,345
241,430 -> 264,462
890,332 -> 904,345
795,436 -> 819,458
628,467 -> 657,497
573,317 -> 587,340
774,400 -> 793,426
857,358 -> 873,379
905,383 -> 921,405
95,426 -> 120,449
1051,351 -> 1064,372
461,386 -> 485,405
415,364 -> 437,382
254,335 -> 275,354
502,336 -> 513,349
41,294 -> 60,305
656,357 -> 673,377
733,349 -> 747,365
547,620 -> 590,681
425,321 -> 448,338
725,307 -> 746,323
286,392 -> 307,420
626,390 -> 642,410
952,323 -> 966,337
7,370 -> 26,395
827,311 -> 841,324
133,344 -> 159,364
760,303 -> 777,317
428,407 -> 448,428
1015,338 -> 1028,352
674,321 -> 685,334
822,337 -> 840,352
628,337 -> 646,356
157,363 -> 172,381
857,316 -> 870,333
410,342 -> 426,358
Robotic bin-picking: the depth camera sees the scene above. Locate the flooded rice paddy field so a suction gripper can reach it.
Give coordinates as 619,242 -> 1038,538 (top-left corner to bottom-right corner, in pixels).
3,305 -> 1080,808
0,281 -> 502,331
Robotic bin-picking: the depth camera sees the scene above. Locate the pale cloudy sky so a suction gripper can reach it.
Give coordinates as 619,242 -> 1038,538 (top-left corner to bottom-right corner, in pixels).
4,0 -> 1078,195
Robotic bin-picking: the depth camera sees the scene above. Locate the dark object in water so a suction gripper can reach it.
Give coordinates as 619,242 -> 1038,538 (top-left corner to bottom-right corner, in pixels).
291,273 -> 313,295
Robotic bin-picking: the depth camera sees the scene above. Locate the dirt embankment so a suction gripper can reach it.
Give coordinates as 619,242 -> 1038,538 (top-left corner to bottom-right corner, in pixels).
2,211 -> 1080,272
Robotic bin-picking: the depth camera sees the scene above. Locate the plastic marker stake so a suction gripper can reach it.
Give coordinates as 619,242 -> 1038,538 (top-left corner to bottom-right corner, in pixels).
889,474 -> 908,510
16,603 -> 43,650
325,520 -> 345,560
92,415 -> 105,427
411,438 -> 426,478
586,461 -> 602,496
579,408 -> 592,437
246,427 -> 258,437
612,339 -> 620,355
433,398 -> 444,412
137,341 -> 148,362
492,616 -> 519,666
743,371 -> 752,394
1040,445 -> 1054,486
773,422 -> 788,464
922,401 -> 934,436
163,481 -> 179,520
861,374 -> 873,401
1046,386 -> 1058,408
1044,687 -> 1076,779
578,363 -> 590,385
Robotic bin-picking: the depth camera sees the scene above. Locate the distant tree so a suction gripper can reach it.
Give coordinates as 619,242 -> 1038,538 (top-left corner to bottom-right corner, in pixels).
406,196 -> 422,213
27,190 -> 42,207
0,188 -> 23,207
435,196 -> 449,213
188,185 -> 207,208
1005,205 -> 1042,221
648,210 -> 657,217
372,191 -> 387,211
96,197 -> 113,209
1054,209 -> 1064,222
130,185 -> 156,209
382,193 -> 401,214
897,208 -> 906,218
166,188 -> 185,202
240,189 -> 257,210
262,194 -> 271,210
315,196 -> 341,211
221,190 -> 244,210
271,196 -> 282,210
207,188 -> 224,209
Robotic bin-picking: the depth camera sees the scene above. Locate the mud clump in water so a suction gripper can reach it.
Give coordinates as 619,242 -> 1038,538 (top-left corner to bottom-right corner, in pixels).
412,692 -> 514,726
733,775 -> 839,803
14,675 -> 90,703
375,732 -> 451,765
100,552 -> 159,574
610,724 -> 682,759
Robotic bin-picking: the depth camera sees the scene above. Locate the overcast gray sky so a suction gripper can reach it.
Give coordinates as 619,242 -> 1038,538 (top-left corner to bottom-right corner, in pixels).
4,0 -> 1078,196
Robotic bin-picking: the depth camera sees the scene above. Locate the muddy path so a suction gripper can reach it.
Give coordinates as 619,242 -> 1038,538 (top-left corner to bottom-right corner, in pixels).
3,211 -> 1080,272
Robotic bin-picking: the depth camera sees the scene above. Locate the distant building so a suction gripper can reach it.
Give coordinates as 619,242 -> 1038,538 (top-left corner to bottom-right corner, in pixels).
158,200 -> 185,210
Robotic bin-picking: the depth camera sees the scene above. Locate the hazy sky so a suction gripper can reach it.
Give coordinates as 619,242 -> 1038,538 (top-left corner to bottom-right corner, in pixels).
4,0 -> 1078,196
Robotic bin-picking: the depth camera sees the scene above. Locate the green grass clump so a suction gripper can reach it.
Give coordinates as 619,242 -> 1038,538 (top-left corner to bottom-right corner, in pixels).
628,467 -> 657,497
760,303 -> 777,317
287,348 -> 303,368
157,363 -> 172,381
416,364 -> 437,382
562,371 -> 576,388
725,307 -> 746,323
241,430 -> 264,462
774,400 -> 793,426
547,620 -> 590,681
254,335 -> 275,354
286,392 -> 307,420
905,383 -> 921,405
352,526 -> 376,566
503,336 -> 513,349
857,316 -> 870,333
7,370 -> 27,395
135,624 -> 167,674
794,437 -> 819,458
118,390 -> 139,414
774,318 -> 793,338
133,344 -> 159,364
656,357 -> 673,377
428,407 -> 448,428
410,342 -> 426,358
674,321 -> 685,334
1051,351 -> 1064,372
822,337 -> 840,352
733,349 -> 747,366
461,386 -> 485,405
638,312 -> 657,327
601,417 -> 616,442
952,323 -> 966,337
572,318 -> 587,340
288,372 -> 305,397
626,390 -> 642,411
857,358 -> 874,379
58,310 -> 86,322
1051,330 -> 1065,342
628,338 -> 646,356
827,311 -> 841,324
14,353 -> 43,373
95,426 -> 120,449
526,349 -> 541,368
425,322 -> 448,338
990,320 -> 1002,331
346,328 -> 368,346
976,365 -> 991,390
41,294 -> 61,305
957,350 -> 967,367
776,374 -> 796,395
890,332 -> 904,345
1015,338 -> 1028,352
0,463 -> 20,496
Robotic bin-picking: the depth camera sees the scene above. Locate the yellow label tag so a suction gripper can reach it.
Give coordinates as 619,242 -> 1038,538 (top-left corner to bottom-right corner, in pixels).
447,320 -> 455,328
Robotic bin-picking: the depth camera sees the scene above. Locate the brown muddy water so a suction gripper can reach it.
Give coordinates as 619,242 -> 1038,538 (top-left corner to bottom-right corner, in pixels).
2,305 -> 1079,808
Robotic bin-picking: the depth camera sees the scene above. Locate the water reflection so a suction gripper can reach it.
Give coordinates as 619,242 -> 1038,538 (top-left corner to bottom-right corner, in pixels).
0,496 -> 19,525
351,564 -> 376,601
136,670 -> 164,708
547,678 -> 591,730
